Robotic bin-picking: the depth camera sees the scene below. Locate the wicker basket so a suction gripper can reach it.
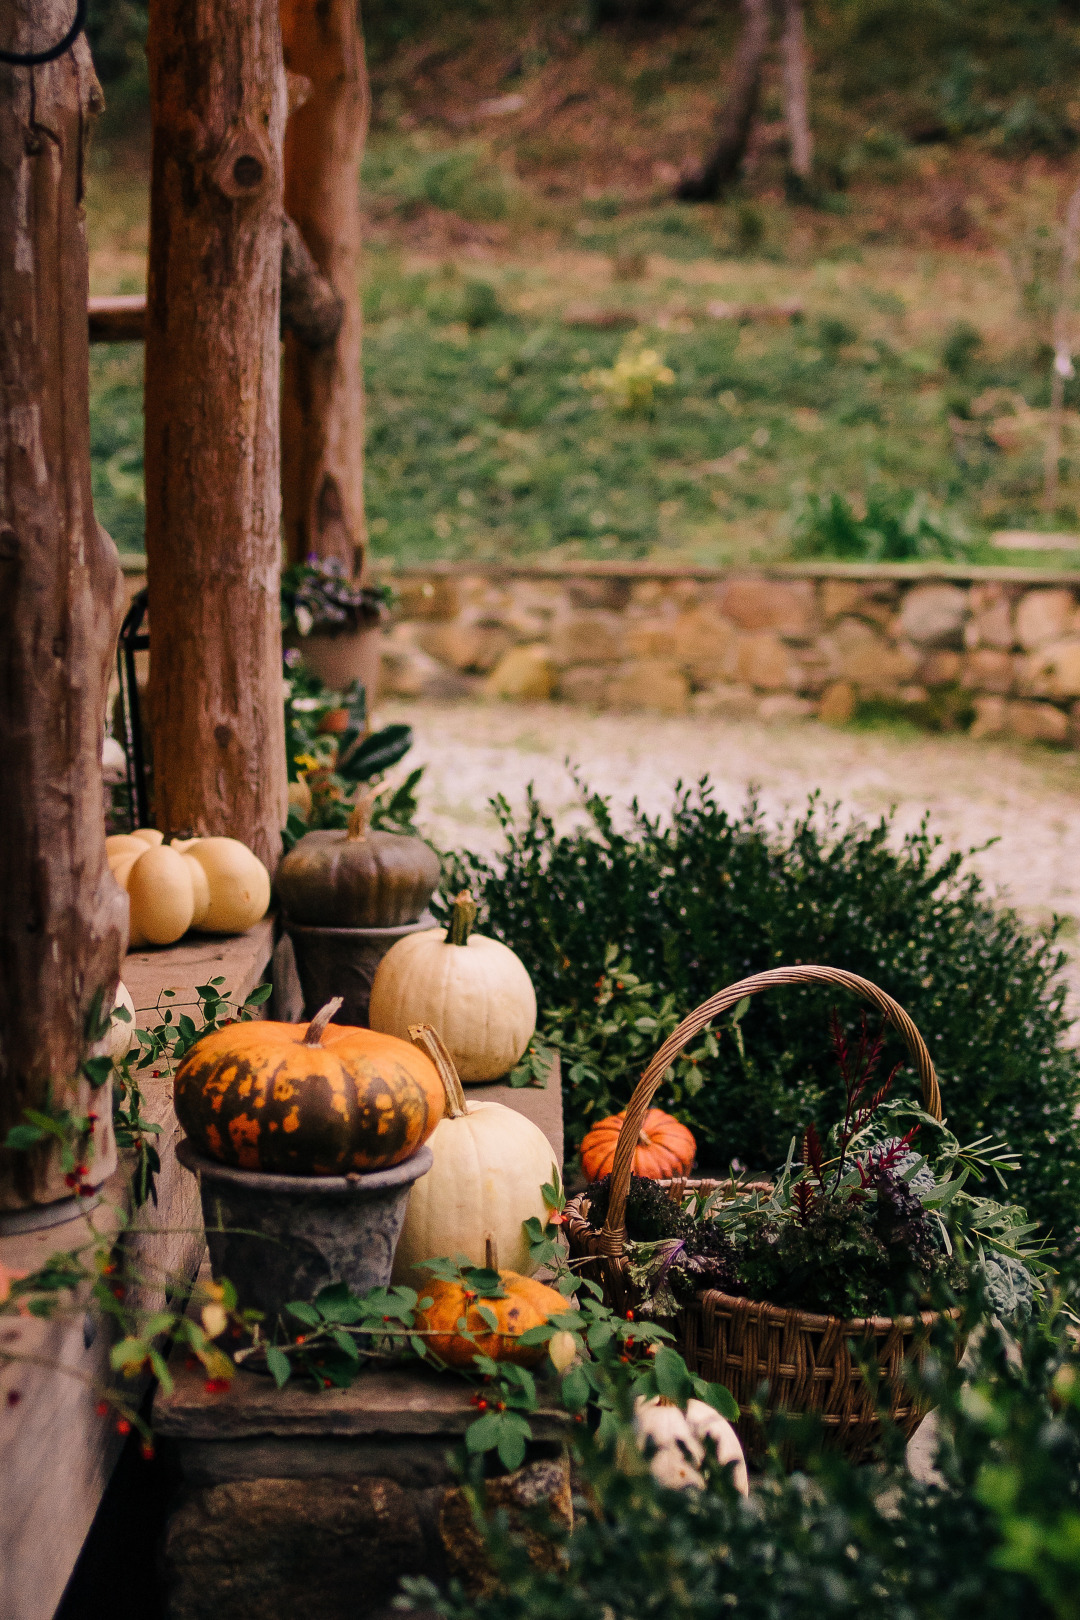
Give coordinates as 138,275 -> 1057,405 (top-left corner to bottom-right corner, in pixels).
564,965 -> 957,1461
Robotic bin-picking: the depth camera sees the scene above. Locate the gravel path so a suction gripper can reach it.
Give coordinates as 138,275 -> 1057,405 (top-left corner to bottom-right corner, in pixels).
383,698 -> 1080,1013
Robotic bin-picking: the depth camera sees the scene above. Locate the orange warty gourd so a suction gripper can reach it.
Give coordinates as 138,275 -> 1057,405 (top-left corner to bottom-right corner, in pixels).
173,1000 -> 444,1176
580,1108 -> 696,1182
414,1267 -> 566,1368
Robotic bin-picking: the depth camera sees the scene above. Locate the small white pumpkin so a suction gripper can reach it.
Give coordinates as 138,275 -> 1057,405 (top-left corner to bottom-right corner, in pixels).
106,830 -> 270,948
391,1025 -> 555,1284
369,892 -> 536,1083
91,981 -> 138,1063
633,1396 -> 748,1496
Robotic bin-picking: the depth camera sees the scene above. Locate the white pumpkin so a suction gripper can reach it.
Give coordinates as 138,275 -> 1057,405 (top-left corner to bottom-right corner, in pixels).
92,981 -> 137,1063
105,830 -> 270,948
391,1025 -> 555,1284
633,1396 -> 748,1496
369,892 -> 537,1083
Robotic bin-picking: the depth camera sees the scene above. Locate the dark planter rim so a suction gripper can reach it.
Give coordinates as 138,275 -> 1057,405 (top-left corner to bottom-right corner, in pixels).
283,913 -> 437,941
176,1137 -> 433,1197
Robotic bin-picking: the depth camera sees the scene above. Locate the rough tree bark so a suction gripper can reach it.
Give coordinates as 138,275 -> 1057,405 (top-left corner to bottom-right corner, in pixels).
144,0 -> 288,872
0,8 -> 127,1211
778,0 -> 813,185
678,0 -> 771,202
280,0 -> 370,574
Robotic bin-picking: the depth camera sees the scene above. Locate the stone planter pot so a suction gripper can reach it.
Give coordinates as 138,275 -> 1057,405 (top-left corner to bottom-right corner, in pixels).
284,622 -> 382,699
176,1138 -> 433,1321
285,910 -> 436,1027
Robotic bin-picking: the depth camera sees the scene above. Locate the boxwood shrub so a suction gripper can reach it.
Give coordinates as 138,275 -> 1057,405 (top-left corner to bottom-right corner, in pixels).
442,782 -> 1080,1254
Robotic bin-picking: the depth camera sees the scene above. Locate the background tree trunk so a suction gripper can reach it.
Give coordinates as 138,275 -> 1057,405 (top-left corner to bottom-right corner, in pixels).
144,0 -> 288,872
280,0 -> 370,575
678,0 -> 770,202
0,9 -> 127,1211
779,0 -> 813,185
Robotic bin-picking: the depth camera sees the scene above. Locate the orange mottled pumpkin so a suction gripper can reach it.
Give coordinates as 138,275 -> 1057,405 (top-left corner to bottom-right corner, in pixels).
580,1108 -> 696,1182
414,1270 -> 566,1368
173,1001 -> 444,1175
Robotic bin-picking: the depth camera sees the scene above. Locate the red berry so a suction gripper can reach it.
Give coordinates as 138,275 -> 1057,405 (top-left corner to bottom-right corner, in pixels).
96,1400 -> 110,1416
476,1398 -> 488,1411
625,1310 -> 634,1321
116,1419 -> 131,1435
203,1377 -> 230,1395
323,1378 -> 332,1389
141,1444 -> 155,1461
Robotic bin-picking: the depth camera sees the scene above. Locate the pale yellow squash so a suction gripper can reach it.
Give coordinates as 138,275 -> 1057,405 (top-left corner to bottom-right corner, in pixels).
106,830 -> 269,947
369,892 -> 536,1083
172,836 -> 270,933
391,1026 -> 554,1285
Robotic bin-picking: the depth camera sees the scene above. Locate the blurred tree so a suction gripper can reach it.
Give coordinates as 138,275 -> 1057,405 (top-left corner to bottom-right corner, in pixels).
680,0 -> 812,200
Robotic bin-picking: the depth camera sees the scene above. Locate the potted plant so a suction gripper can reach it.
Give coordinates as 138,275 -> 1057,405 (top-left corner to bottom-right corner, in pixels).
281,556 -> 389,695
566,965 -> 1047,1461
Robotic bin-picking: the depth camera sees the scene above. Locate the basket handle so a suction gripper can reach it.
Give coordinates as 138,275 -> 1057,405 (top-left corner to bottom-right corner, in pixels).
599,965 -> 941,1256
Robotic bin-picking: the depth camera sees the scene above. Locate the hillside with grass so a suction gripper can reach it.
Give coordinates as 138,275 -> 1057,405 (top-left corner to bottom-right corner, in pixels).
86,0 -> 1080,566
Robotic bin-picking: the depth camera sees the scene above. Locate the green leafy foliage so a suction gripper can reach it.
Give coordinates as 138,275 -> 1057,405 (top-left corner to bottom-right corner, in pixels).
791,487 -> 970,561
443,783 -> 1080,1257
283,663 -> 423,847
403,1304 -> 1080,1620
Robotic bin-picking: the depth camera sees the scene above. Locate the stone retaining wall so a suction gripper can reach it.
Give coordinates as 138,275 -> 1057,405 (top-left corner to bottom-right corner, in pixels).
378,562 -> 1080,745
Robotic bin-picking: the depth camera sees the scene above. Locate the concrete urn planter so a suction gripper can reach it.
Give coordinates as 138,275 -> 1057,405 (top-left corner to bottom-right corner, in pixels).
177,1139 -> 433,1323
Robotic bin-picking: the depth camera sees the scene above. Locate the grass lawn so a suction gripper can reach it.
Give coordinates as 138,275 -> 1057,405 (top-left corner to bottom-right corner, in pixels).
85,115 -> 1080,571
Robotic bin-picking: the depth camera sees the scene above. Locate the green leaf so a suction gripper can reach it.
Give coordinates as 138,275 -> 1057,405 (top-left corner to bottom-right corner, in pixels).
476,1304 -> 500,1332
695,1380 -> 740,1421
285,1300 -> 322,1328
496,1414 -> 530,1471
82,1056 -> 114,1089
653,1346 -> 695,1406
244,983 -> 273,1007
465,1411 -> 505,1453
4,1124 -> 46,1151
265,1345 -> 292,1389
561,1364 -> 591,1413
409,1334 -> 428,1358
330,1328 -> 360,1361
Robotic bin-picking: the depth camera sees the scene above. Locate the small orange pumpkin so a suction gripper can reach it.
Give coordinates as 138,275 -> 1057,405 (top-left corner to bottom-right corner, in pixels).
414,1268 -> 566,1368
580,1108 -> 696,1182
174,999 -> 444,1176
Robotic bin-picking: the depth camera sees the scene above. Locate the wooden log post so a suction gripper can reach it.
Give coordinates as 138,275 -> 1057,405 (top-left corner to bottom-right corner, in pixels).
0,7 -> 128,1213
280,0 -> 370,574
144,0 -> 288,872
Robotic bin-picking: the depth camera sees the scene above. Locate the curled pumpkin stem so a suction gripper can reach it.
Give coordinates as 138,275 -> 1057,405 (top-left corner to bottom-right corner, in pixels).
409,1022 -> 468,1117
447,891 -> 477,947
304,997 -> 343,1045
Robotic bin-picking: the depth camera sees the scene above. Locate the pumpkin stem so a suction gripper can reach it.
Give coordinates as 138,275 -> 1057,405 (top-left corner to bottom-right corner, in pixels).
447,891 -> 477,947
409,1023 -> 468,1117
304,997 -> 343,1044
485,1234 -> 499,1272
347,790 -> 378,841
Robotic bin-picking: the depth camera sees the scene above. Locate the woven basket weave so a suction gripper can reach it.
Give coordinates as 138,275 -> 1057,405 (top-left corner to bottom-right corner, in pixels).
564,965 -> 956,1461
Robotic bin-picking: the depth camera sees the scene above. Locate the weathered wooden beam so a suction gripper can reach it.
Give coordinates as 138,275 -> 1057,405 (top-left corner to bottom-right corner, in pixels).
88,293 -> 147,342
88,231 -> 342,345
0,5 -> 128,1213
144,0 -> 289,873
0,926 -> 274,1620
280,0 -> 370,572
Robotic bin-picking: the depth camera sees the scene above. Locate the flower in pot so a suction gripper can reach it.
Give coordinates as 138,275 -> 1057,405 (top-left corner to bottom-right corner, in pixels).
281,558 -> 390,694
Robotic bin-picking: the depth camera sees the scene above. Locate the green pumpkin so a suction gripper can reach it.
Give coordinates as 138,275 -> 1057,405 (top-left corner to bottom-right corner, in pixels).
276,799 -> 440,928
